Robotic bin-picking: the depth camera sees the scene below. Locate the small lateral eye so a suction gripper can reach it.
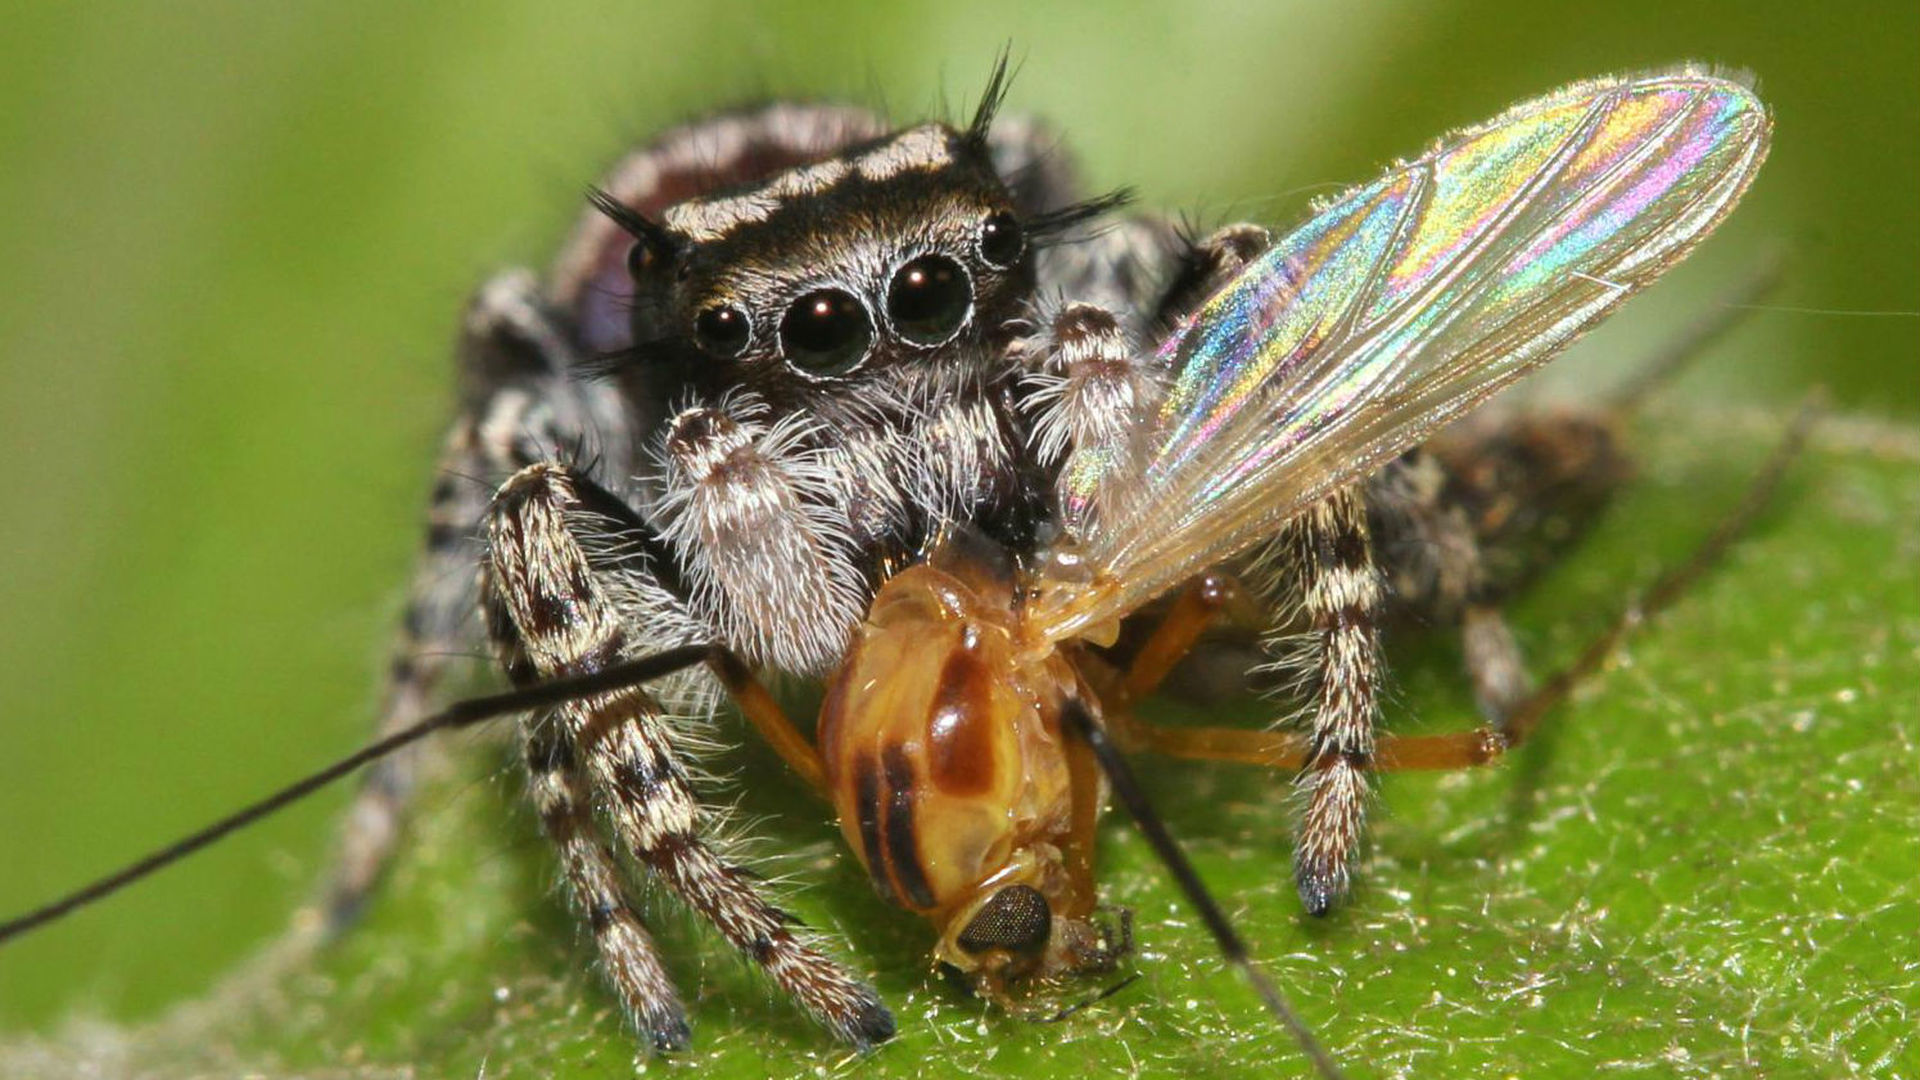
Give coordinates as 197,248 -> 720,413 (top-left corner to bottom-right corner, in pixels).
977,211 -> 1024,269
887,254 -> 972,347
625,238 -> 660,279
780,288 -> 875,375
693,305 -> 751,358
622,227 -> 678,281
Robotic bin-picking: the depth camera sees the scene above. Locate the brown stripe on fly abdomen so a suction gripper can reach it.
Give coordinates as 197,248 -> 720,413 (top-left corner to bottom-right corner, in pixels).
881,746 -> 938,910
851,753 -> 893,901
848,747 -> 938,911
926,645 -> 997,798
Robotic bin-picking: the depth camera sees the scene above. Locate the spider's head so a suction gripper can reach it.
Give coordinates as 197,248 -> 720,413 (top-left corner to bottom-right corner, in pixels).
593,119 -> 1040,409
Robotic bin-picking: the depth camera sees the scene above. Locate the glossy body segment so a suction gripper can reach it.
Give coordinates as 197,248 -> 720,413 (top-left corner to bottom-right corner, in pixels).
1039,69 -> 1771,640
818,530 -> 1112,982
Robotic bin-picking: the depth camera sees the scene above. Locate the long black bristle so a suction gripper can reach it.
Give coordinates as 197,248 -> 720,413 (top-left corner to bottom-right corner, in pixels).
967,48 -> 1017,148
1029,189 -> 1136,242
586,186 -> 679,256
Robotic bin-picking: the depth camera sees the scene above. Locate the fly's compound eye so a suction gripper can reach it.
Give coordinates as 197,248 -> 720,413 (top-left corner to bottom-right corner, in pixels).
693,304 -> 751,358
955,884 -> 1051,956
977,210 -> 1024,269
780,288 -> 874,375
886,254 -> 972,347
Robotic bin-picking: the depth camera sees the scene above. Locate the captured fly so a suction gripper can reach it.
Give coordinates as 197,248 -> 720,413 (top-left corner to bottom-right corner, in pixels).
2,65 -> 1778,1075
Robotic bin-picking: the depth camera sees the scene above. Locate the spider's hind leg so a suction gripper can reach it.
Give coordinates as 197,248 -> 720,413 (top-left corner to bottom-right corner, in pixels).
1373,408 -> 1632,731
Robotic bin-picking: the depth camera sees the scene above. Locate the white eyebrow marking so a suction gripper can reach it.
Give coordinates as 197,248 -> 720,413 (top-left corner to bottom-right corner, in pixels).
662,125 -> 958,241
664,193 -> 782,240
854,126 -> 954,180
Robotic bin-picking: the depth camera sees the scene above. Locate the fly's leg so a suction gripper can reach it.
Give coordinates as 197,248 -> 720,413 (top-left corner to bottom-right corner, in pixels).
1369,451 -> 1537,724
708,649 -> 828,794
1110,571 -> 1261,705
1375,407 -> 1631,732
487,463 -> 893,1050
321,269 -> 632,932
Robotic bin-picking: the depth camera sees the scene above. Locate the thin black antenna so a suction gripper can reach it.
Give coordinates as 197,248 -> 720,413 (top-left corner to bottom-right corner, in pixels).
0,645 -> 716,946
1062,698 -> 1347,1080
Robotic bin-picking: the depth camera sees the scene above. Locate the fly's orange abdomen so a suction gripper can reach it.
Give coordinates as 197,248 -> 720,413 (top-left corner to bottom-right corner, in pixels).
818,560 -> 1074,916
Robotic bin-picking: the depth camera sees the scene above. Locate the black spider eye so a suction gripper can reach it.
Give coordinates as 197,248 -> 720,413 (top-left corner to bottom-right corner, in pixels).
625,236 -> 671,279
779,288 -> 874,375
956,884 -> 1051,956
693,305 -> 750,358
886,254 -> 972,347
978,211 -> 1024,269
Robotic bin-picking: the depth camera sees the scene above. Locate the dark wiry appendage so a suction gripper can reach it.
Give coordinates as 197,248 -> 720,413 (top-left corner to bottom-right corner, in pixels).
1018,303 -> 1167,536
321,270 -> 627,933
486,463 -> 892,1050
1153,223 -> 1273,328
1271,489 -> 1384,916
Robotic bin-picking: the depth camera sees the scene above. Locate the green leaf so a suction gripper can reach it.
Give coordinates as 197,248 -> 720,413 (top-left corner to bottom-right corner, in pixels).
4,408 -> 1914,1078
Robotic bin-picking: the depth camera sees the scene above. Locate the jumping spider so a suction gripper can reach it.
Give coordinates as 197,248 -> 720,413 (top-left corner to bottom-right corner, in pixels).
285,66 -> 1774,1053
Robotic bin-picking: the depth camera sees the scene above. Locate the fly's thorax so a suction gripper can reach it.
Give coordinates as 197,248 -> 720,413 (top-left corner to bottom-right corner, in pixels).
818,533 -> 1117,982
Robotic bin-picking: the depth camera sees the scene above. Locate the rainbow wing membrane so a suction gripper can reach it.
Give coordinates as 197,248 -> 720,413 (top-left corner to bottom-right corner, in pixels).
1037,69 -> 1770,641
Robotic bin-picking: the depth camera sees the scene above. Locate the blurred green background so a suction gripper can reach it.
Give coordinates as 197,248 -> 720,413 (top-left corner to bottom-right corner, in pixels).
0,0 -> 1914,1069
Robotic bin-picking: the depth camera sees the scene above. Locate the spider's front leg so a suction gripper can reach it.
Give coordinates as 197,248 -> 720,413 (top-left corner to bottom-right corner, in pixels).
485,463 -> 893,1051
1147,223 -> 1392,912
1018,303 -> 1165,535
1266,489 -> 1387,915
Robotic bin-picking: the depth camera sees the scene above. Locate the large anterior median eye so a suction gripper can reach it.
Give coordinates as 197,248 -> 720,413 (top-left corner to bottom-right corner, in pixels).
780,288 -> 874,375
886,254 -> 972,347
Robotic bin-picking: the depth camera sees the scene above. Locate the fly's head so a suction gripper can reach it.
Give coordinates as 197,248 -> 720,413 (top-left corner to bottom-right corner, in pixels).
592,121 -> 1037,422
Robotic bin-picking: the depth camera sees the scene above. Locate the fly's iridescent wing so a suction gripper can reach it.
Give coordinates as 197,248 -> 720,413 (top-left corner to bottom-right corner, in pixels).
1034,68 -> 1770,642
